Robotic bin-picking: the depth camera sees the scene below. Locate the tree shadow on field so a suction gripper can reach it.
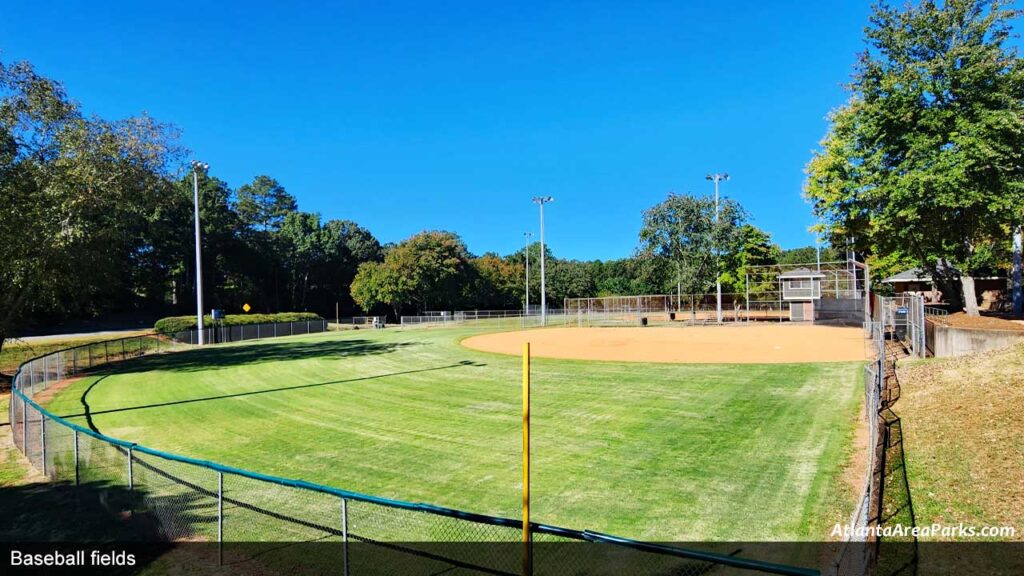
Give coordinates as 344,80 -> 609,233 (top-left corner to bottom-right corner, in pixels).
69,361 -> 486,430
0,479 -> 186,574
100,338 -> 420,375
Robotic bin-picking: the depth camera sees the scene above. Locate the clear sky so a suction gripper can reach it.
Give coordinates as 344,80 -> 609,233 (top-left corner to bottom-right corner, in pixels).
2,1 -> 882,260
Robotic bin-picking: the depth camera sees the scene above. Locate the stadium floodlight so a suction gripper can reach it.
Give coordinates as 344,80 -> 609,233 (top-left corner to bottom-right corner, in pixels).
706,173 -> 729,323
524,232 -> 534,317
531,197 -> 554,325
191,160 -> 209,345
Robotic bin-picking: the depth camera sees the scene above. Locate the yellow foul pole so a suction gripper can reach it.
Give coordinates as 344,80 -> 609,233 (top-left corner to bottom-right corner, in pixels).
524,338 -> 532,541
522,341 -> 532,574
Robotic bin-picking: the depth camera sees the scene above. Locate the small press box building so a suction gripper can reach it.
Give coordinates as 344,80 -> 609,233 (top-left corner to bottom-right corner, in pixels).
780,268 -> 826,321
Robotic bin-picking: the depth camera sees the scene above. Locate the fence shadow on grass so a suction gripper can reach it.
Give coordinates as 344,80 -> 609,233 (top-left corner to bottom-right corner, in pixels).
102,338 -> 423,374
876,412 -> 919,576
70,361 -> 487,431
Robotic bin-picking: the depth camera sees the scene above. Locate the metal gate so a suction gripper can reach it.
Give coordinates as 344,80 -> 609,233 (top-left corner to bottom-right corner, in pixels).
873,294 -> 926,357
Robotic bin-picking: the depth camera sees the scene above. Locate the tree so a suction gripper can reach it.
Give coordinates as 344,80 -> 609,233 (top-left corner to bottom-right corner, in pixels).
638,192 -> 747,296
236,176 -> 296,233
805,0 -> 1024,315
351,260 -> 412,318
720,225 -> 782,297
777,245 -> 840,266
0,59 -> 181,355
468,253 -> 520,309
317,219 -> 383,315
278,211 -> 324,310
546,259 -> 596,303
349,230 -> 472,315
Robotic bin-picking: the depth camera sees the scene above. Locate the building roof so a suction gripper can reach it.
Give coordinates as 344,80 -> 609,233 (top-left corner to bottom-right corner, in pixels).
881,265 -> 1006,284
881,267 -> 934,284
779,267 -> 826,279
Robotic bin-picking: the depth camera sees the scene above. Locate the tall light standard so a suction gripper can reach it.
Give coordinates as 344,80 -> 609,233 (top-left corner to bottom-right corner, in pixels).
192,160 -> 209,345
706,173 -> 729,323
815,230 -> 822,272
532,196 -> 554,325
523,232 -> 534,316
1013,226 -> 1022,317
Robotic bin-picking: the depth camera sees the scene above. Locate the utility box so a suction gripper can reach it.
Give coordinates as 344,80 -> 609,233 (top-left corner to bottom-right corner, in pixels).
894,306 -> 908,340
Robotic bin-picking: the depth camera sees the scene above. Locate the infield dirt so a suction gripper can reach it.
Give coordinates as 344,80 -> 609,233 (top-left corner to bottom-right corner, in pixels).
461,324 -> 867,364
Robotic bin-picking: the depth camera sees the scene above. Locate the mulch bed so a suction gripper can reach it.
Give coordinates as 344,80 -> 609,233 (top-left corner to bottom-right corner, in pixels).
929,312 -> 1024,332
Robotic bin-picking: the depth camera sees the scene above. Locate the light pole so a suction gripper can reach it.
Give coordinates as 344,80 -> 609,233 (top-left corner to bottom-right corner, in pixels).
524,232 -> 533,316
815,230 -> 822,272
1013,225 -> 1022,318
192,160 -> 209,345
706,173 -> 729,323
532,197 -> 554,325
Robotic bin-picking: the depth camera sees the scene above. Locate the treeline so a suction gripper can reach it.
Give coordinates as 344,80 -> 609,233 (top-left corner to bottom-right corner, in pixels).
1,58 -> 833,347
0,59 -> 383,348
349,227 -> 837,318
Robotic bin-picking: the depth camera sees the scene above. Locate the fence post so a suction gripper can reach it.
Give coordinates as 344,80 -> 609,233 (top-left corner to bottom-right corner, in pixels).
104,341 -> 109,365
128,445 -> 134,491
43,355 -> 49,387
341,497 -> 350,576
218,472 -> 224,565
257,324 -> 260,340
40,415 -> 47,477
74,430 -> 80,487
72,347 -> 78,375
23,404 -> 28,453
274,323 -> 278,338
290,321 -> 294,335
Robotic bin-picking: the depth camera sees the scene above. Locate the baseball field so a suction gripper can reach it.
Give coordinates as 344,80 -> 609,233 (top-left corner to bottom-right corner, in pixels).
38,323 -> 865,541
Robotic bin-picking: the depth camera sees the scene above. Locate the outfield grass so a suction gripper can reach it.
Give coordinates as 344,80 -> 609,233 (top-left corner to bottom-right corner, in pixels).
40,325 -> 862,541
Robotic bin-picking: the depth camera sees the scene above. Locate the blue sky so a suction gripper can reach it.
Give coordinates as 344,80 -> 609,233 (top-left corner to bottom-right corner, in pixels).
3,1 -> 882,259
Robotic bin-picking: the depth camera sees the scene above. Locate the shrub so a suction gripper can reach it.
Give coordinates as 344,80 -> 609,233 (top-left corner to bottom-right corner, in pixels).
154,312 -> 323,335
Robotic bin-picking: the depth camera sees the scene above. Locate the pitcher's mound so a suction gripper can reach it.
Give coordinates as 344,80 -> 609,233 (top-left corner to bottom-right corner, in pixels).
461,325 -> 867,364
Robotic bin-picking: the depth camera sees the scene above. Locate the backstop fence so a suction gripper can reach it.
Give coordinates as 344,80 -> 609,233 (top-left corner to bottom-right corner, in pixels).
8,333 -> 817,576
564,260 -> 870,328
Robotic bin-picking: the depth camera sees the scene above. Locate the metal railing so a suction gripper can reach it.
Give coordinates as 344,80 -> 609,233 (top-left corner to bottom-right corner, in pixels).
8,333 -> 816,576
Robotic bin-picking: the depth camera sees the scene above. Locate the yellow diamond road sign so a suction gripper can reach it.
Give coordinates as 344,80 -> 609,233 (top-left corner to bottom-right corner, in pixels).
242,303 -> 251,313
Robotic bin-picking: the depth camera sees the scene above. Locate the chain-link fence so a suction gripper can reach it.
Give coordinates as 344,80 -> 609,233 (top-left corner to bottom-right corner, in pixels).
871,294 -> 926,358
831,292 -> 924,575
8,333 -> 817,576
565,293 -> 771,326
167,319 -> 329,345
400,311 -> 567,330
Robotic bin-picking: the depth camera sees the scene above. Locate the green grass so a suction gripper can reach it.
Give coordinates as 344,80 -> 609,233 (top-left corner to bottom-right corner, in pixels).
1,333 -> 150,391
40,325 -> 862,542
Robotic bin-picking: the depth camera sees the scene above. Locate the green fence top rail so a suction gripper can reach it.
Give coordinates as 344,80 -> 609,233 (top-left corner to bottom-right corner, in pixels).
11,334 -> 819,576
